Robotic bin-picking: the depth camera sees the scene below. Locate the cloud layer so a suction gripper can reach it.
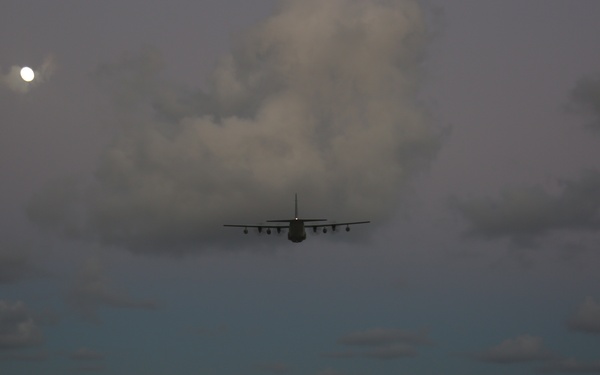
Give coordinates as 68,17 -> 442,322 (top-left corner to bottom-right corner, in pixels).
324,327 -> 433,360
0,301 -> 43,350
68,258 -> 158,323
474,335 -> 555,364
454,71 -> 600,251
454,171 -> 600,246
0,251 -> 40,285
538,358 -> 600,374
569,76 -> 600,131
28,0 -> 440,254
567,297 -> 600,334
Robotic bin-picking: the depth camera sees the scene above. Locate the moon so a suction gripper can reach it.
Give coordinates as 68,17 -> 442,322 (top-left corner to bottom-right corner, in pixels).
20,67 -> 35,82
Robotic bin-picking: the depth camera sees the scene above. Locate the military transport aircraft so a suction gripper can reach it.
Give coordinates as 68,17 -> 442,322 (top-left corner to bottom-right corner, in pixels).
224,194 -> 370,243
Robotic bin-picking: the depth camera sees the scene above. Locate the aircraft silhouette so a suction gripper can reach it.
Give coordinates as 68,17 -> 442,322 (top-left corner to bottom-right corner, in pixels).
224,194 -> 370,243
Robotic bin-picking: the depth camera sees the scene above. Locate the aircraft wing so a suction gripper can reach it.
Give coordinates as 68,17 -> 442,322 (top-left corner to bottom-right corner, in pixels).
223,224 -> 289,229
304,221 -> 370,229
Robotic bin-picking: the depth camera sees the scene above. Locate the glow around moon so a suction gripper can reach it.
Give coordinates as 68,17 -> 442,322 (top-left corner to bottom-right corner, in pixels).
20,67 -> 35,82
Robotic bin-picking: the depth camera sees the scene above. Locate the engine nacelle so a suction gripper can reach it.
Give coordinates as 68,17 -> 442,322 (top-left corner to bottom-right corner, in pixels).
243,228 -> 248,234
267,228 -> 272,235
345,226 -> 350,232
277,227 -> 282,234
323,228 -> 327,233
313,227 -> 318,233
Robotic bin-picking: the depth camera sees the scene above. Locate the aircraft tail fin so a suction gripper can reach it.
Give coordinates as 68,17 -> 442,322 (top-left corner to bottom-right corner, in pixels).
265,194 -> 327,222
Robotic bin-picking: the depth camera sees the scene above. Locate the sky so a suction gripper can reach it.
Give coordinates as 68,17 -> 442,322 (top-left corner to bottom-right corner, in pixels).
1,0 -> 600,374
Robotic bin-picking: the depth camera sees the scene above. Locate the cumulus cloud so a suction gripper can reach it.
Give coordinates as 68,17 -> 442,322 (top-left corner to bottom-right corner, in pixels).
28,0 -> 440,254
324,327 -> 432,360
567,297 -> 600,334
568,76 -> 600,131
538,358 -> 600,374
0,251 -> 41,284
473,334 -> 555,364
67,258 -> 159,323
454,171 -> 600,246
0,300 -> 44,350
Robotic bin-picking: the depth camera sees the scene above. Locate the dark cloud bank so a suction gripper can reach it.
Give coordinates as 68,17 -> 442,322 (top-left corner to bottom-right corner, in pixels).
569,76 -> 600,131
449,70 -> 600,367
68,258 -> 159,323
473,335 -> 555,364
454,75 -> 600,250
28,0 -> 440,254
567,296 -> 600,335
469,331 -> 600,373
323,327 -> 433,360
0,252 -> 40,285
454,171 -> 600,247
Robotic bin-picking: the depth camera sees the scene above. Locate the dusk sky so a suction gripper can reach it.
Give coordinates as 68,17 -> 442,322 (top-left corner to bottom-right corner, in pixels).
2,1 -> 600,374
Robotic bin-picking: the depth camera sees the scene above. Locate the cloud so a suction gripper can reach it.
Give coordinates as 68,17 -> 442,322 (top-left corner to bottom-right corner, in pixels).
315,369 -> 346,375
567,297 -> 600,334
67,258 -> 159,323
70,347 -> 105,361
454,171 -> 600,246
28,0 -> 440,255
538,358 -> 600,374
0,251 -> 41,284
254,361 -> 290,374
72,364 -> 107,373
473,335 -> 555,364
337,327 -> 434,347
193,324 -> 229,338
324,327 -> 432,360
0,300 -> 44,350
0,350 -> 48,362
568,76 -> 600,131
323,344 -> 417,360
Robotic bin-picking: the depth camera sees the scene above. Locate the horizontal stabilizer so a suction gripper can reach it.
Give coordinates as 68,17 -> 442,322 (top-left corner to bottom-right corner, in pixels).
267,219 -> 327,223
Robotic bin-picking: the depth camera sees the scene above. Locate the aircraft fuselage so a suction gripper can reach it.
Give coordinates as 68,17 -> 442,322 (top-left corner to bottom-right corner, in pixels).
288,219 -> 307,243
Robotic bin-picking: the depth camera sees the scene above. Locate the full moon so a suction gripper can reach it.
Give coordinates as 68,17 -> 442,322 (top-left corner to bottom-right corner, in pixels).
20,67 -> 35,82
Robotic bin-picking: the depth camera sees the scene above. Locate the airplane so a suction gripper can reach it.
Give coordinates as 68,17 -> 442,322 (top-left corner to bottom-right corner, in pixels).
224,194 -> 370,243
